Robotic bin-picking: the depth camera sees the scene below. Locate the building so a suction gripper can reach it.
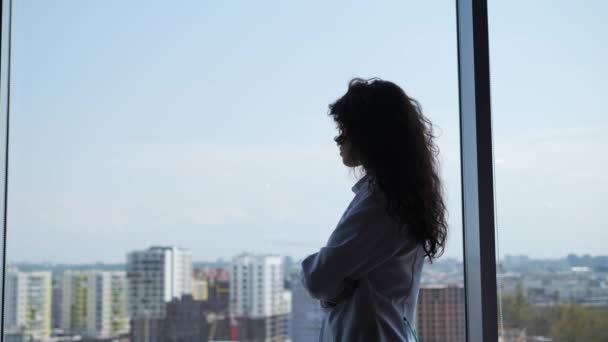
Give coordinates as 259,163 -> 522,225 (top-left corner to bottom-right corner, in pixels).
191,271 -> 208,301
282,256 -> 295,284
126,246 -> 193,319
291,276 -> 323,342
131,298 -> 290,342
230,253 -> 290,341
192,267 -> 230,311
416,284 -> 466,342
61,271 -> 129,338
61,271 -> 88,334
230,253 -> 286,317
5,267 -> 21,328
280,290 -> 292,336
5,268 -> 53,339
51,274 -> 64,330
130,295 -> 209,342
501,268 -> 608,307
131,295 -> 236,342
102,272 -> 129,337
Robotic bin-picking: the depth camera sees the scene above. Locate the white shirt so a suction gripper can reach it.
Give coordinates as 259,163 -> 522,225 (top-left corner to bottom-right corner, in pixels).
301,174 -> 425,342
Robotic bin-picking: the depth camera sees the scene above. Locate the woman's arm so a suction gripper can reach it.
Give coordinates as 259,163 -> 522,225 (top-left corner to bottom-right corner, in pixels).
300,195 -> 405,302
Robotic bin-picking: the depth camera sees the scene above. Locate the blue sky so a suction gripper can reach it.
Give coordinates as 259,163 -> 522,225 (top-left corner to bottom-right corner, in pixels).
6,0 -> 607,263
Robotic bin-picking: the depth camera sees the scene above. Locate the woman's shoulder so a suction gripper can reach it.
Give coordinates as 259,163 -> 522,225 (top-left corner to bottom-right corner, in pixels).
347,184 -> 397,228
357,179 -> 388,208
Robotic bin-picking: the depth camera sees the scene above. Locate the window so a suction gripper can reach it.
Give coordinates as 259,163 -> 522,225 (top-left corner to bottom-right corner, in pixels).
489,0 -> 608,340
0,1 -> 519,341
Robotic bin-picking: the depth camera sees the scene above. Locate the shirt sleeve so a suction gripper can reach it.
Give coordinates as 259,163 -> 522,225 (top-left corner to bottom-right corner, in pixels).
300,193 -> 405,301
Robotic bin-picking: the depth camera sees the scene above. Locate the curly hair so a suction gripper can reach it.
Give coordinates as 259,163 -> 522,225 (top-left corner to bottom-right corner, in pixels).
329,78 -> 448,260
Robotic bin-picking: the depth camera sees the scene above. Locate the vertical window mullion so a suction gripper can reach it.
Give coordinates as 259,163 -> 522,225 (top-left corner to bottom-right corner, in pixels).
456,0 -> 498,341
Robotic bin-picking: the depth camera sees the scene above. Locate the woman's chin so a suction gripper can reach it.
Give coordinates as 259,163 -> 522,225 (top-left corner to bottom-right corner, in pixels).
342,159 -> 356,167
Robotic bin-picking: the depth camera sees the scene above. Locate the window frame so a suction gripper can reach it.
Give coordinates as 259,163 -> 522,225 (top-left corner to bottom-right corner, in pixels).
456,0 -> 499,341
1,0 -> 12,339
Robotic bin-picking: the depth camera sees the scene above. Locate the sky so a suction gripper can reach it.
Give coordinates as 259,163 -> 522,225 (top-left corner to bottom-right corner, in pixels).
5,0 -> 607,263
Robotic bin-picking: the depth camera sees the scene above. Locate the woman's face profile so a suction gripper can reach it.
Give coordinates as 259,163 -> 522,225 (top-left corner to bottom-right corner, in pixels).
339,138 -> 360,167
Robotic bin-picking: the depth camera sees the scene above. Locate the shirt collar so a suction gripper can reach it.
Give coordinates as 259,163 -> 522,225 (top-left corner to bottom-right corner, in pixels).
351,174 -> 372,194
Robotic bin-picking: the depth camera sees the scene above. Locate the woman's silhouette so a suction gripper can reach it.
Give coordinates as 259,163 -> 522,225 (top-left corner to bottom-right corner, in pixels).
302,78 -> 448,341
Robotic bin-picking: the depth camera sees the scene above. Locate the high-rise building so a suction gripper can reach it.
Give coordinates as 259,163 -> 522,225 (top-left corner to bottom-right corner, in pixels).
416,284 -> 466,342
61,271 -> 88,334
126,246 -> 193,319
5,267 -> 21,329
51,273 -> 64,330
230,253 -> 286,317
103,271 -> 129,337
61,270 -> 129,338
5,268 -> 52,339
291,277 -> 323,342
229,253 -> 290,341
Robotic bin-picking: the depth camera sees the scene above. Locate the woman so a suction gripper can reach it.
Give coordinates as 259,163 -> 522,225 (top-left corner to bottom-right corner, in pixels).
301,78 -> 448,341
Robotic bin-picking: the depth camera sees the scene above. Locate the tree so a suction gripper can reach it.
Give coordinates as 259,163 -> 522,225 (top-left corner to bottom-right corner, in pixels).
500,286 -> 608,341
502,284 -> 531,329
550,304 -> 608,342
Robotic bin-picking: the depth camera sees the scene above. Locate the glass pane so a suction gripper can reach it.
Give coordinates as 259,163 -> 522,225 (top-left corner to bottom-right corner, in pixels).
490,1 -> 608,341
5,1 -> 465,341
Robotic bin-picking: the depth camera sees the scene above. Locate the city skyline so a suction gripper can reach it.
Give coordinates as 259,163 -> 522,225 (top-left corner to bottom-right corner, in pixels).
6,246 -> 606,341
7,251 -> 608,266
